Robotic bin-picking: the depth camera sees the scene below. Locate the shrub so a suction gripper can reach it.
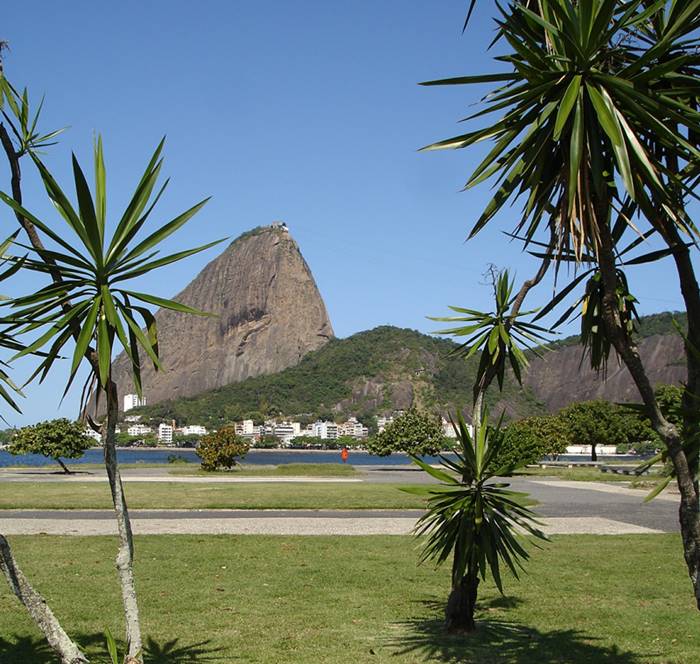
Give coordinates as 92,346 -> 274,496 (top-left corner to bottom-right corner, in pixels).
196,426 -> 249,471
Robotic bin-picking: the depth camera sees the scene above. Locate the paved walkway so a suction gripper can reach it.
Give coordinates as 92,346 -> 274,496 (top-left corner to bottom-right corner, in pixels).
0,467 -> 680,536
0,505 -> 671,536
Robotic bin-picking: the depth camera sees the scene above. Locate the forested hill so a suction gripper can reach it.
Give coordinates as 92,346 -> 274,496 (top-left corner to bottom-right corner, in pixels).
136,326 -> 541,427
135,313 -> 687,427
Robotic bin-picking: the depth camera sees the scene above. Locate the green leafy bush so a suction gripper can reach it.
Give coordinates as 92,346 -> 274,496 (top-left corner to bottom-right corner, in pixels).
366,408 -> 448,457
196,426 -> 249,471
493,415 -> 570,470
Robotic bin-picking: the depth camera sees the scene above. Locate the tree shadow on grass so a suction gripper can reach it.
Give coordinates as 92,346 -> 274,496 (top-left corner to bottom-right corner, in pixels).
386,601 -> 651,664
0,633 -> 228,663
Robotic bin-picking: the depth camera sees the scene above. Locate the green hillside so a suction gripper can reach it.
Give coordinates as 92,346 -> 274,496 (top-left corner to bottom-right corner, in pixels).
135,312 -> 685,428
136,326 -> 541,427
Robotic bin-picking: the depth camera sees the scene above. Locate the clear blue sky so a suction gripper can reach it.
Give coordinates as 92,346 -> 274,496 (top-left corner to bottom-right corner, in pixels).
0,1 -> 692,425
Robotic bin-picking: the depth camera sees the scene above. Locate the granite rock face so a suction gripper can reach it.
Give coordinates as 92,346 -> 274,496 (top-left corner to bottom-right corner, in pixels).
110,225 -> 333,409
524,333 -> 686,412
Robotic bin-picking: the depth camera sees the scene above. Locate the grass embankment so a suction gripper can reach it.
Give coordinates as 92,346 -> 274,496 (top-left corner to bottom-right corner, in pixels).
1,534 -> 697,663
167,462 -> 358,477
516,466 -> 664,488
0,481 -> 426,510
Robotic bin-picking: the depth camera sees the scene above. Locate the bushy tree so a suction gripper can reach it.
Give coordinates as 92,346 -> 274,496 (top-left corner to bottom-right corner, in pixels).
561,400 -> 631,461
197,426 -> 249,471
494,414 -> 570,469
254,434 -> 280,449
366,408 -> 448,457
9,418 -> 92,473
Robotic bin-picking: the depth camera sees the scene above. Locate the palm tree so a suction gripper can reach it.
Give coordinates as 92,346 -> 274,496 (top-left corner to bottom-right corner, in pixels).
0,124 -> 219,661
409,412 -> 546,632
423,0 -> 700,609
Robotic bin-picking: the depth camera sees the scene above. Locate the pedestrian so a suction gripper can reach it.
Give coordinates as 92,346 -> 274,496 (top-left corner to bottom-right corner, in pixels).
340,446 -> 349,463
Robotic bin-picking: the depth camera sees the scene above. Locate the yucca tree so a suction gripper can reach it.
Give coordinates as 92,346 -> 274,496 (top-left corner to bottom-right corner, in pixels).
430,269 -> 550,428
408,413 -> 546,632
423,0 -> 700,608
0,132 -> 219,662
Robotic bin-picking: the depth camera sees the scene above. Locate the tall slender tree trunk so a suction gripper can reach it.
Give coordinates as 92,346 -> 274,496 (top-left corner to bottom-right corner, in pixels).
103,378 -> 143,663
598,221 -> 700,609
1,121 -> 146,657
0,535 -> 88,663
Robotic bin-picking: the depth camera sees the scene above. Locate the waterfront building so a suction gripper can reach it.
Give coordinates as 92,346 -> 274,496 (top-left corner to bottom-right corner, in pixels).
312,420 -> 339,440
158,423 -> 174,446
127,424 -> 152,437
181,425 -> 207,436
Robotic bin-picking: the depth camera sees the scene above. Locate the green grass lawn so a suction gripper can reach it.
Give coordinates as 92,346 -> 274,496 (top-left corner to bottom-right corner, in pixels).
516,466 -> 663,486
168,462 -> 358,477
0,481 -> 426,510
1,534 -> 697,663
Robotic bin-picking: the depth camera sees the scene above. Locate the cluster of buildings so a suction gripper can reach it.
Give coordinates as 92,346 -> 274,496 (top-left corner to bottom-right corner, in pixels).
119,393 -> 459,448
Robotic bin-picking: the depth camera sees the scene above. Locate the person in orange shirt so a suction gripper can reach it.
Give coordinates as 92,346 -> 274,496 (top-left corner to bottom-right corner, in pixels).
340,446 -> 349,463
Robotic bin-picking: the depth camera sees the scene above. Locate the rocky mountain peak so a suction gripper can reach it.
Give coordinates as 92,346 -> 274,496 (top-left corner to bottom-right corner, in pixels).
110,223 -> 334,409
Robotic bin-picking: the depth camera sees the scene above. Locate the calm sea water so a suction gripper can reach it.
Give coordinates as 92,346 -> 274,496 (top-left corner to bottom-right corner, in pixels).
0,448 -> 645,468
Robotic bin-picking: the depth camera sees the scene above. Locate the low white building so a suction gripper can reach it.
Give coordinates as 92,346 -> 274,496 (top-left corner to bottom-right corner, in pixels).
123,394 -> 146,412
566,445 -> 617,456
338,417 -> 368,439
181,425 -> 207,436
127,424 -> 152,437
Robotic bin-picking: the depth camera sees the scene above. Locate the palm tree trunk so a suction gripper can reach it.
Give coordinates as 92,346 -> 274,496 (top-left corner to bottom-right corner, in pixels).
598,222 -> 700,609
446,549 -> 479,633
103,379 -> 143,663
0,534 -> 89,663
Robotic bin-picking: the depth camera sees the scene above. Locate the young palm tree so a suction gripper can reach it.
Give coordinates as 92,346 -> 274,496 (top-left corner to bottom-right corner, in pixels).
0,130 -> 220,662
409,412 -> 546,632
423,0 -> 700,608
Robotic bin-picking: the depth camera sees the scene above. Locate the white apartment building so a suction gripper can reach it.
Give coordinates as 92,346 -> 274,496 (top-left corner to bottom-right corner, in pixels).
127,424 -> 152,437
158,423 -> 174,446
181,425 -> 207,436
339,417 -> 368,439
312,420 -> 339,440
242,419 -> 255,435
123,394 -> 146,412
273,421 -> 301,446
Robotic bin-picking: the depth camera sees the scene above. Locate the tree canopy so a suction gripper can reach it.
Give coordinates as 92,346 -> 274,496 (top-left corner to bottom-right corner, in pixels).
366,408 -> 448,457
9,418 -> 92,473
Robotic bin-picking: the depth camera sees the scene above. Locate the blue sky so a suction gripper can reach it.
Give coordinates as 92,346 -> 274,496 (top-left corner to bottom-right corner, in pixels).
0,1 -> 692,425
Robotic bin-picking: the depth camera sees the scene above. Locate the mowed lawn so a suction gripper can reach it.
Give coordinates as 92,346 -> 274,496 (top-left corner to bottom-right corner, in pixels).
0,481 -> 427,510
1,534 -> 698,663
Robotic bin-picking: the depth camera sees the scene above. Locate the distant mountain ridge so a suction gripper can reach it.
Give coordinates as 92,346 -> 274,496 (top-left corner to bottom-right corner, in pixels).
136,312 -> 687,426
